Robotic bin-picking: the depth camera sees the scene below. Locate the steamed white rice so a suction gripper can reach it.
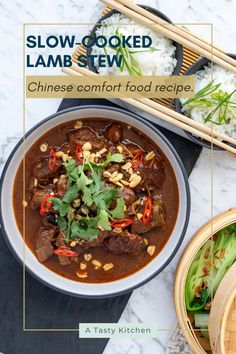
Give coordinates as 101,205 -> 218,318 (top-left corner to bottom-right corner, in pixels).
181,64 -> 236,139
92,13 -> 177,76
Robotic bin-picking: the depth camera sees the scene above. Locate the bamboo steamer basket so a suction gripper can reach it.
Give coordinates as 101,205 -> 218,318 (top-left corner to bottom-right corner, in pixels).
209,262 -> 236,354
174,208 -> 236,354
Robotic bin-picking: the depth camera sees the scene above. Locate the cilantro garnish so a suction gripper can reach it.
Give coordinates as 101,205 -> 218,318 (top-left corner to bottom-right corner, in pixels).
50,153 -> 125,242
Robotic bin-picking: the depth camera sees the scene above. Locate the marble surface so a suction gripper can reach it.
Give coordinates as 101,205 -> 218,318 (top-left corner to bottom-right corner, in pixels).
1,0 -> 236,353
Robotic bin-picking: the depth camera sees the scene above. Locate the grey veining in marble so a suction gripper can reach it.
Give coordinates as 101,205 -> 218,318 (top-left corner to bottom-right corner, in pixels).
0,0 -> 236,353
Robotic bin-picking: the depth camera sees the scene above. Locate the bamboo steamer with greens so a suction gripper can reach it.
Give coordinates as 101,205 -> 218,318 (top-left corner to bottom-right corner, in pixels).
209,261 -> 236,354
174,208 -> 236,354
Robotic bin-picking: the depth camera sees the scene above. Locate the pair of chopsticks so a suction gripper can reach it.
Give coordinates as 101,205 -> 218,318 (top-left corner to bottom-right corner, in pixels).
62,64 -> 236,155
100,0 -> 236,74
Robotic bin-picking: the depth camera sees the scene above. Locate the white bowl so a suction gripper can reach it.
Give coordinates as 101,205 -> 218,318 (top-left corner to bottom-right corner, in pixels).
0,105 -> 190,298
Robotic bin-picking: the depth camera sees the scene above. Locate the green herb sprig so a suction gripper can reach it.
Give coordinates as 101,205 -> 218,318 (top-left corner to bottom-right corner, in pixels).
100,26 -> 159,76
182,80 -> 236,125
49,153 -> 125,242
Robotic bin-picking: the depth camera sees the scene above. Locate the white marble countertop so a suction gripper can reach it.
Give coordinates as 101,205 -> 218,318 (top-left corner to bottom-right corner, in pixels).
1,0 -> 236,353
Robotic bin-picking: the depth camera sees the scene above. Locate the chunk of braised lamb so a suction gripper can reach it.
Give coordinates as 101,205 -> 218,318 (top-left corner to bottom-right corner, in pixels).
107,163 -> 120,174
56,175 -> 68,198
131,199 -> 166,235
30,184 -> 55,210
119,187 -> 136,205
137,156 -> 166,190
35,227 -> 56,262
68,127 -> 106,151
103,230 -> 145,254
41,213 -> 57,227
56,232 -> 72,266
73,231 -> 110,254
106,123 -> 122,143
32,158 -> 63,183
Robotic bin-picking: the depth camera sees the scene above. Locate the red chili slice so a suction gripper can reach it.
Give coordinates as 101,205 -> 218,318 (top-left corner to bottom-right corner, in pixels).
54,247 -> 78,257
142,196 -> 153,224
75,143 -> 83,163
110,218 -> 134,229
39,193 -> 55,215
48,146 -> 57,171
131,150 -> 144,169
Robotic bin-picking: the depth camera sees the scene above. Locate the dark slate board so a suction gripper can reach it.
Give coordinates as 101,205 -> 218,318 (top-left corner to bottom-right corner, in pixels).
0,98 -> 202,354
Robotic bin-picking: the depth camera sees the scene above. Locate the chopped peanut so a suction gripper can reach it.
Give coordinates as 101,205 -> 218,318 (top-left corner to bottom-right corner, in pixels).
62,153 -> 71,162
92,259 -> 102,268
146,151 -> 155,161
73,198 -> 81,208
40,143 -> 48,153
143,238 -> 148,245
84,253 -> 92,262
129,175 -> 142,188
123,205 -> 127,211
53,178 -> 58,184
70,240 -> 78,247
88,153 -> 95,162
147,245 -> 156,256
98,147 -> 107,155
136,213 -> 143,220
121,179 -> 129,186
113,227 -> 122,233
117,145 -> 123,154
83,150 -> 90,158
80,262 -> 87,270
110,171 -> 118,178
122,162 -> 132,170
76,271 -> 88,278
110,173 -> 123,183
103,171 -> 111,178
82,142 -> 92,151
116,182 -> 124,189
129,173 -> 138,182
103,263 -> 114,271
55,151 -> 64,158
74,120 -> 82,129
128,167 -> 134,175
81,207 -> 89,215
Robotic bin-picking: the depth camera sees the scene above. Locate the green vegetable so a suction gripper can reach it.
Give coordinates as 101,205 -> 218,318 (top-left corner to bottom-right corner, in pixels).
98,209 -> 112,231
70,217 -> 99,240
110,198 -> 125,219
50,151 -> 126,242
185,224 -> 236,313
182,80 -> 236,125
194,313 -> 210,328
185,240 -> 213,312
103,152 -> 124,167
62,184 -> 78,204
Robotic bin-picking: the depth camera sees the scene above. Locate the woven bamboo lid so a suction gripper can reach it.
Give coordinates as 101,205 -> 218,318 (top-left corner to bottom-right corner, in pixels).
174,208 -> 236,354
209,262 -> 236,354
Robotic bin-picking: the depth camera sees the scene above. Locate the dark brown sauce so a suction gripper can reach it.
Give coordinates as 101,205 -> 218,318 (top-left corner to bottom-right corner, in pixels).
13,118 -> 179,283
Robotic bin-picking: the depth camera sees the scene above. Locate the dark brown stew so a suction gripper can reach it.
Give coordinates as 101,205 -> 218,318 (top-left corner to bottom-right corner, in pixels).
13,119 -> 179,283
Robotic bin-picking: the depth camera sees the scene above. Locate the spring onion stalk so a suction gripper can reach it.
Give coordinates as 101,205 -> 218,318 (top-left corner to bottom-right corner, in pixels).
182,80 -> 236,125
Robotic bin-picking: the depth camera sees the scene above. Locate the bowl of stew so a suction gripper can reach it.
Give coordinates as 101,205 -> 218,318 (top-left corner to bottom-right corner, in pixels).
0,105 -> 190,297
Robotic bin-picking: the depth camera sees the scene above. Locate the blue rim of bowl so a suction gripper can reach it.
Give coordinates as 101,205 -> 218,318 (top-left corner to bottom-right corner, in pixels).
86,5 -> 183,76
0,105 -> 190,298
174,53 -> 236,150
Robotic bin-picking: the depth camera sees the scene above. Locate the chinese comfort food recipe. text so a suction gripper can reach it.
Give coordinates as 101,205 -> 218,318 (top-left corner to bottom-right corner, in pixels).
13,119 -> 179,282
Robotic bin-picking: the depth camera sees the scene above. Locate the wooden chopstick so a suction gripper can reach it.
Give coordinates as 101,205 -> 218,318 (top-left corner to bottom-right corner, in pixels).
62,64 -> 236,155
100,0 -> 236,74
138,98 -> 236,146
116,0 -> 236,69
